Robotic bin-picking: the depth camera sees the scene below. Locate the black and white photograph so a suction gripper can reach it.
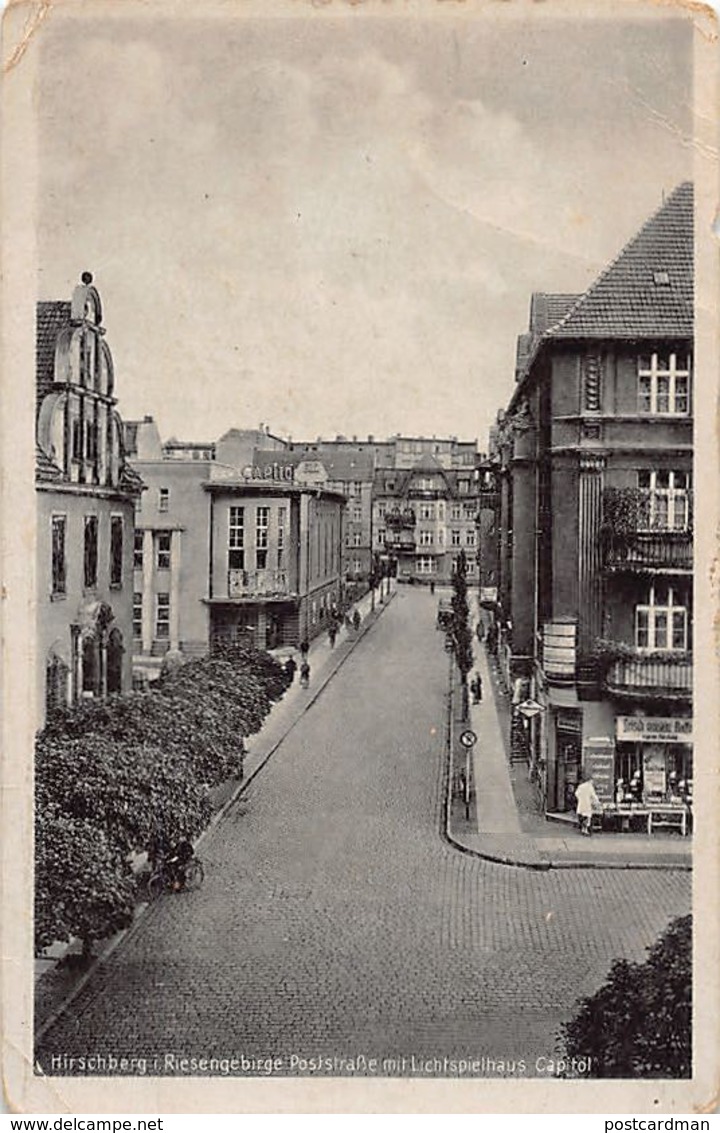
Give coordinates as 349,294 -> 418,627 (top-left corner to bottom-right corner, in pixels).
2,0 -> 718,1115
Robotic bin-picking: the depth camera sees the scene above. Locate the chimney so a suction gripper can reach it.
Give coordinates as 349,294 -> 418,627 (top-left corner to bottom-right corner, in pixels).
367,434 -> 374,442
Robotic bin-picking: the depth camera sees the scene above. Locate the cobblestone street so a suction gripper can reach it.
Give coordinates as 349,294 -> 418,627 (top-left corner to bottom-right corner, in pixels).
36,588 -> 691,1078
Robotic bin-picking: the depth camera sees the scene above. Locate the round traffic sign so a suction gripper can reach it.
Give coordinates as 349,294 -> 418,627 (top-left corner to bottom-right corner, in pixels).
459,729 -> 477,748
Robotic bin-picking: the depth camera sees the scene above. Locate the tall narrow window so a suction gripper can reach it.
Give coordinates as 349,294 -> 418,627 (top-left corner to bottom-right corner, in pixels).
51,515 -> 67,596
256,506 -> 269,570
133,592 -> 143,639
158,488 -> 170,513
156,593 -> 170,639
72,417 -> 83,461
134,530 -> 144,569
83,516 -> 98,589
277,507 -> 286,570
156,532 -> 171,570
110,516 -> 123,587
228,507 -> 245,570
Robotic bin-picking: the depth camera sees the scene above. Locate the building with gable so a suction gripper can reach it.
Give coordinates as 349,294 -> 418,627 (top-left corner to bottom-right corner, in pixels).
373,453 -> 480,585
492,183 -> 693,819
35,272 -> 143,725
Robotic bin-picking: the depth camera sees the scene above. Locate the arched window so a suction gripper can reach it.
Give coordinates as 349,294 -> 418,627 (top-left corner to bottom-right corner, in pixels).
82,635 -> 99,696
106,628 -> 124,694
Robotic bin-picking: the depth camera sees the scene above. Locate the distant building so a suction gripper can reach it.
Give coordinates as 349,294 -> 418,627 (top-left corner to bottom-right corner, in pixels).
127,421 -> 346,677
205,464 -> 345,651
492,183 -> 693,817
373,455 -> 480,585
288,435 -> 480,586
35,273 -> 143,724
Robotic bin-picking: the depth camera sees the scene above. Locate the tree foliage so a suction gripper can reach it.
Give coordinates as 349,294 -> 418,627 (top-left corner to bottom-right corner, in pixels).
561,915 -> 692,1078
36,642 -> 291,955
35,807 -> 135,953
450,550 -> 474,681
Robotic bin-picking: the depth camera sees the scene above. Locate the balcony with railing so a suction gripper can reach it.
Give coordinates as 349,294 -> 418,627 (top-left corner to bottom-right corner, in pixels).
227,568 -> 290,599
601,487 -> 693,574
604,651 -> 692,700
384,530 -> 416,553
385,508 -> 416,529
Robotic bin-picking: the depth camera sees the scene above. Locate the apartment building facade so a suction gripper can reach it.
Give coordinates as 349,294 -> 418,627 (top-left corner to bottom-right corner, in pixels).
127,421 -> 346,677
494,183 -> 694,817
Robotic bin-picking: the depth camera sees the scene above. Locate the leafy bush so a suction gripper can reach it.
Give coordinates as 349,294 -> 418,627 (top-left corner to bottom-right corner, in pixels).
561,915 -> 691,1078
36,641 -> 291,955
35,807 -> 135,953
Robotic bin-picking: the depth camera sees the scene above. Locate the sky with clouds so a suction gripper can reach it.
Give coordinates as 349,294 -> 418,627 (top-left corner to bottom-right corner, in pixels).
37,8 -> 693,448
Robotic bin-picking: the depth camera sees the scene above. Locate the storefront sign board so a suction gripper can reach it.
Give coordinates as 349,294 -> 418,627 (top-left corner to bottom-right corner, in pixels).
582,737 -> 615,804
616,716 -> 693,744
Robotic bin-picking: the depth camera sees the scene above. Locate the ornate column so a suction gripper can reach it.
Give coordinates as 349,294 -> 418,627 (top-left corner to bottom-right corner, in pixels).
578,452 -> 605,651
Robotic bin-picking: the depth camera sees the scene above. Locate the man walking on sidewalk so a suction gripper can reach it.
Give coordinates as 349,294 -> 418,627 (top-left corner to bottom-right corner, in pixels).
575,775 -> 601,836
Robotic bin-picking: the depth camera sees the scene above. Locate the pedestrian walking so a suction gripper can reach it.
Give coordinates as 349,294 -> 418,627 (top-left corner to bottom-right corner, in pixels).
284,655 -> 297,683
300,660 -> 311,688
328,624 -> 337,648
472,673 -> 483,704
299,638 -> 309,659
430,580 -> 435,595
575,775 -> 601,836
352,610 -> 361,631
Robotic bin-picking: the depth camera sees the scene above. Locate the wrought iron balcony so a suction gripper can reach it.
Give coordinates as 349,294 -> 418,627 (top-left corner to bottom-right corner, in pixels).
603,533 -> 692,573
604,653 -> 692,699
601,488 -> 693,573
385,532 -> 416,552
227,568 -> 289,599
385,509 -> 416,529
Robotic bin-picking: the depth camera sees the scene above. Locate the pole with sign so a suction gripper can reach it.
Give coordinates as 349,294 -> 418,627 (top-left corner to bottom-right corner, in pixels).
459,729 -> 477,821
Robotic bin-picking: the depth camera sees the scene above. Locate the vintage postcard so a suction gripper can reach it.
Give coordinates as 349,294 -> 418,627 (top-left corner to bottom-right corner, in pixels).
2,0 -> 719,1115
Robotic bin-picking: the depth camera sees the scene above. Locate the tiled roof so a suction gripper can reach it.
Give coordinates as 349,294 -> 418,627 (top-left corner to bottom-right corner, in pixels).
255,446 -> 376,481
530,293 -> 580,336
36,301 -> 70,407
547,183 -> 693,339
409,453 -> 448,474
35,443 -> 63,482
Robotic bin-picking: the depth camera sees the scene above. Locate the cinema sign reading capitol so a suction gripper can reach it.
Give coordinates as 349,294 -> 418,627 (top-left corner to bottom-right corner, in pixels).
240,462 -> 296,483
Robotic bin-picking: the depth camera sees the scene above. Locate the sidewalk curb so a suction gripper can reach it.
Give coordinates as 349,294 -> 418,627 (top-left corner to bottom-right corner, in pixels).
442,631 -> 692,874
199,589 -> 396,842
35,590 -> 396,1046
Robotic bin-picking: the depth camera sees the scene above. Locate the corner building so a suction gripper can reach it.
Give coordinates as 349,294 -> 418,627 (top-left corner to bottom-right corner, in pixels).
496,183 -> 693,822
127,422 -> 346,678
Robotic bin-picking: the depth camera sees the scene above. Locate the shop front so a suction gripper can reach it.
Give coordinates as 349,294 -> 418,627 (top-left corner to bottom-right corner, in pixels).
608,714 -> 693,833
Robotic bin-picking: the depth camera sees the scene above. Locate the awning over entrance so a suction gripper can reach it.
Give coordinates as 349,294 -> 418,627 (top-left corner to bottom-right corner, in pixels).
546,685 -> 580,708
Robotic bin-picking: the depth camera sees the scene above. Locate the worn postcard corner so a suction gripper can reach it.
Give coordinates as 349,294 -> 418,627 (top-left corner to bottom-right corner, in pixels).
2,0 -> 719,1116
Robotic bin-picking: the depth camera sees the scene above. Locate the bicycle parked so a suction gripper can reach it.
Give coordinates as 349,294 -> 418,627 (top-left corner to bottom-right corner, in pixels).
147,840 -> 204,900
